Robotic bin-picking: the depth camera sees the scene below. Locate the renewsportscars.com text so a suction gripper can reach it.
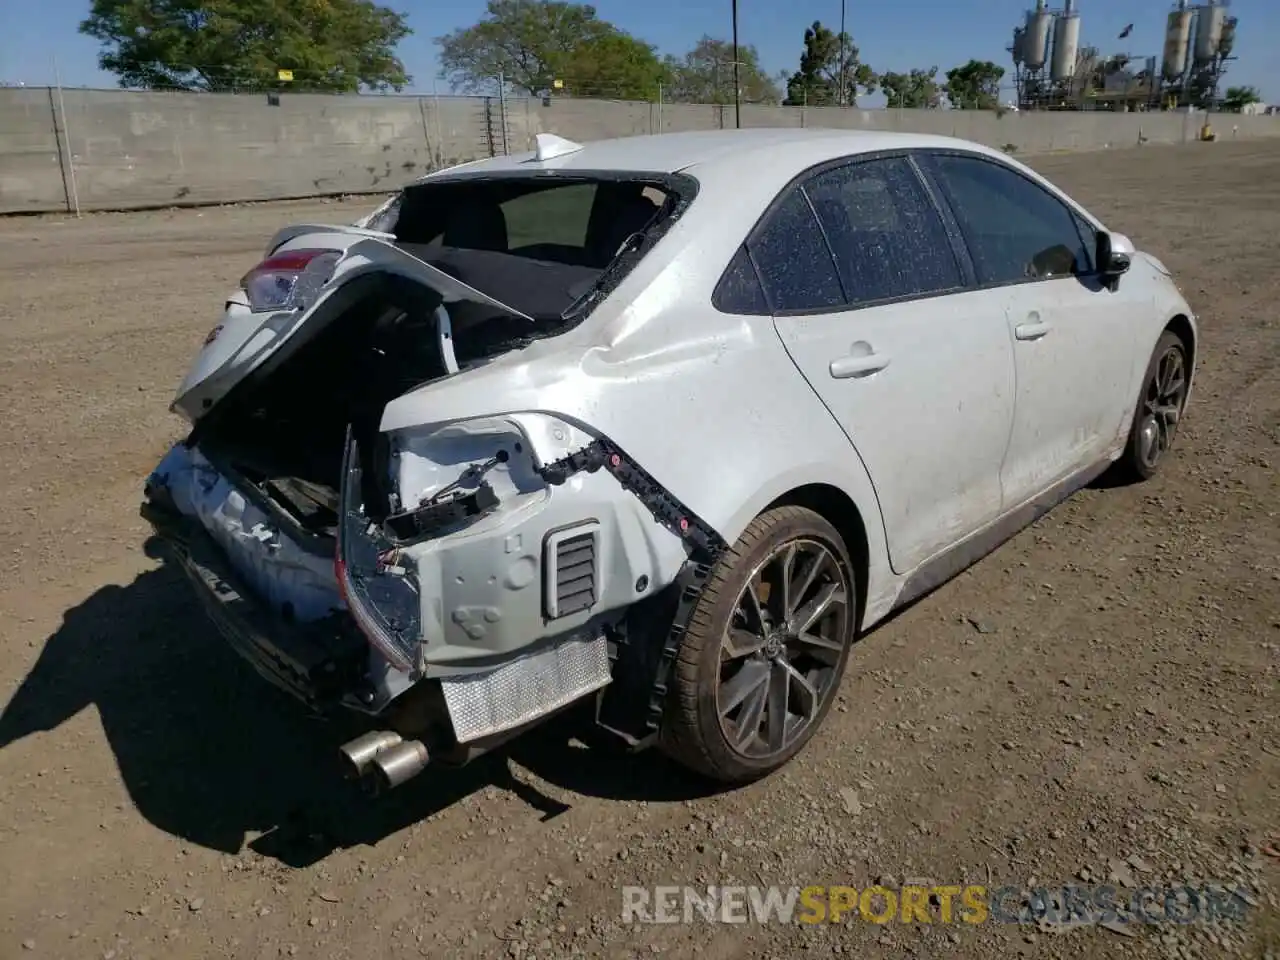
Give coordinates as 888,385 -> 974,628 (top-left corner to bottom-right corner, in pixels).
621,884 -> 1253,926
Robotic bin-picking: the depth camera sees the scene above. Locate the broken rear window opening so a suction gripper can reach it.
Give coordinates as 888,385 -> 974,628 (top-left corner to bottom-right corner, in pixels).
389,170 -> 697,326
186,171 -> 696,546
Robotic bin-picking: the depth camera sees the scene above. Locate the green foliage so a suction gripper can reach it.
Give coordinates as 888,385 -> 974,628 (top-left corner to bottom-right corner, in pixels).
1222,85 -> 1262,112
436,0 -> 667,99
783,21 -> 876,107
80,0 -> 412,92
944,59 -> 1005,110
662,36 -> 780,104
880,67 -> 941,109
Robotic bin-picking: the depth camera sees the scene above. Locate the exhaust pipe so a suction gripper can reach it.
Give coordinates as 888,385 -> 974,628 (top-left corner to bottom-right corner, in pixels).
338,729 -> 403,779
370,739 -> 430,791
338,730 -> 430,791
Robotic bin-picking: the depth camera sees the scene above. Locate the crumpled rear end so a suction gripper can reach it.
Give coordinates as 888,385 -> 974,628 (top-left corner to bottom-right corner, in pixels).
148,443 -> 341,624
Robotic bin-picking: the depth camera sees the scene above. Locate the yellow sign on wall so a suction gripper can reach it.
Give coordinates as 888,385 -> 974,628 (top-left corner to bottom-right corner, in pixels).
553,79 -> 564,89
277,69 -> 294,82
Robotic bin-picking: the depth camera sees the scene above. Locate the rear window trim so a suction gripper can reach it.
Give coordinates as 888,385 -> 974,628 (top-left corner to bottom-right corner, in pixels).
397,168 -> 698,196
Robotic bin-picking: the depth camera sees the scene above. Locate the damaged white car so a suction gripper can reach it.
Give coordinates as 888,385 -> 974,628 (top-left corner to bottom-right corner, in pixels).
143,129 -> 1196,790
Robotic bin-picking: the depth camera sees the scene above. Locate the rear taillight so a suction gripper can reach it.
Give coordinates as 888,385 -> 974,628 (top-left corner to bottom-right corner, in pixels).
334,550 -> 415,673
240,247 -> 340,313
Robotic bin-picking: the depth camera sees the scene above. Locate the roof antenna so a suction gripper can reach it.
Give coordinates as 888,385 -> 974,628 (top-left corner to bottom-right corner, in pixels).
532,133 -> 584,162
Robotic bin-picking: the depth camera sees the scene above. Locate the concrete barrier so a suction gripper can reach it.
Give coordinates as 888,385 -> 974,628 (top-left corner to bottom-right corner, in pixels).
3,87 -> 1278,213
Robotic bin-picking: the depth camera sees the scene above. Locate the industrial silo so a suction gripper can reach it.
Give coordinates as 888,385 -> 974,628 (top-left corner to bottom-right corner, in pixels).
1218,15 -> 1237,57
1161,2 -> 1193,81
1050,0 -> 1081,82
1011,25 -> 1027,66
1194,2 -> 1226,63
1023,1 -> 1054,72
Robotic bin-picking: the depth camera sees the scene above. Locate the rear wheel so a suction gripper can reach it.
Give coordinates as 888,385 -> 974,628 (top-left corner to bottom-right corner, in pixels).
660,506 -> 856,783
1110,331 -> 1189,483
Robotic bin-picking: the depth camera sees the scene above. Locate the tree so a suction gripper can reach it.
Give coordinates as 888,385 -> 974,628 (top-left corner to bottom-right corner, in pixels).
1222,85 -> 1262,112
662,36 -> 780,104
944,59 -> 1005,110
880,67 -> 941,109
436,0 -> 667,99
80,0 -> 411,92
782,21 -> 876,107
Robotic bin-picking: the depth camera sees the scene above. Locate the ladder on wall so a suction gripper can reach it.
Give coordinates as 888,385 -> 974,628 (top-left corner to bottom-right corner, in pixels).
482,96 -> 512,157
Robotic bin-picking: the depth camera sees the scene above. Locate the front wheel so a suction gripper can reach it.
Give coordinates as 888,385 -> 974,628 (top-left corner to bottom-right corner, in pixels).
659,506 -> 856,783
1109,331 -> 1189,483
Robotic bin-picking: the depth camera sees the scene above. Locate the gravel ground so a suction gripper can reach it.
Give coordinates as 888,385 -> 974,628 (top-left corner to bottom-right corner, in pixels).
0,141 -> 1276,960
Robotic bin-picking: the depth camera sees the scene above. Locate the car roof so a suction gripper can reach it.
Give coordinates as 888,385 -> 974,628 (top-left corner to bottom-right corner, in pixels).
418,127 -> 1010,185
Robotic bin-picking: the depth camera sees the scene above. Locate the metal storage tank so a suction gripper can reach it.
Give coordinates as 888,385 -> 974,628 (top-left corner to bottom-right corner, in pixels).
1194,3 -> 1226,64
1011,25 -> 1026,65
1050,6 -> 1081,82
1024,2 -> 1053,71
1162,5 -> 1193,81
1219,16 -> 1237,56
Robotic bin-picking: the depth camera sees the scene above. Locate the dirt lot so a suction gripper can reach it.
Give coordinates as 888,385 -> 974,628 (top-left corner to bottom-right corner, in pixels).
0,141 -> 1277,960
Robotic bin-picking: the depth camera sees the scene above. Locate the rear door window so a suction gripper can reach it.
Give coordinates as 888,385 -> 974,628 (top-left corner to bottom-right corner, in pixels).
747,188 -> 845,312
803,157 -> 963,306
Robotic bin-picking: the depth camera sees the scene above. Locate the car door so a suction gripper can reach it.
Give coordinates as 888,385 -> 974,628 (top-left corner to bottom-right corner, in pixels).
752,154 -> 1017,575
918,152 -> 1141,506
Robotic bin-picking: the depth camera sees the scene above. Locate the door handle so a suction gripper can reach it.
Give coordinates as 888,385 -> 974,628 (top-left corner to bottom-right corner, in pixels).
1014,319 -> 1052,341
829,352 -> 891,379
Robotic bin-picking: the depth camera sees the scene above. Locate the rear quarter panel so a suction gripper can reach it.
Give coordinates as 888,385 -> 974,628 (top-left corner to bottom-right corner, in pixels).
378,288 -> 900,626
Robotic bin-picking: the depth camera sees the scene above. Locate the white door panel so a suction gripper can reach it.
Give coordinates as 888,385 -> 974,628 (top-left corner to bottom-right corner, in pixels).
1001,277 -> 1145,504
774,289 -> 1016,574
915,150 -> 1144,507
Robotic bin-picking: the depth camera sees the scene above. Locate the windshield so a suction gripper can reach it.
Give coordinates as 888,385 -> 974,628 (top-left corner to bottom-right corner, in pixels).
383,172 -> 695,323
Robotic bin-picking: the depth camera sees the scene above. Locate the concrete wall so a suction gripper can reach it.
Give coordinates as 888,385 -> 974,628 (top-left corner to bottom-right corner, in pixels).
0,88 -> 492,213
4,86 -> 1279,213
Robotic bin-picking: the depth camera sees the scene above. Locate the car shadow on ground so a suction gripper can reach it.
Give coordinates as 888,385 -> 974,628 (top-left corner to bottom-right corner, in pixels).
0,542 -> 723,869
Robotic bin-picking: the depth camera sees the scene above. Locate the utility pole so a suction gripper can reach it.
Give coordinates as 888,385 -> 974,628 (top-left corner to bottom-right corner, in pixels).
731,0 -> 741,127
838,0 -> 846,106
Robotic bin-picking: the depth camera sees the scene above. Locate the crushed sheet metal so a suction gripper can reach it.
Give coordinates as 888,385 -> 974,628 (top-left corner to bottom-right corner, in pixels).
441,634 -> 611,742
535,436 -> 728,740
148,442 -> 342,623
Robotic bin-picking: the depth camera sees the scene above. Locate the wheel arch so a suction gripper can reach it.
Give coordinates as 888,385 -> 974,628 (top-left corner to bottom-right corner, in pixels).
716,456 -> 895,633
1161,312 -> 1198,411
1164,312 -> 1197,373
765,483 -> 871,634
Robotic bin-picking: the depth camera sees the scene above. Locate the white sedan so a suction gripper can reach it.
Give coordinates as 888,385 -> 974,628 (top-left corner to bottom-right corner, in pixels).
143,128 -> 1195,789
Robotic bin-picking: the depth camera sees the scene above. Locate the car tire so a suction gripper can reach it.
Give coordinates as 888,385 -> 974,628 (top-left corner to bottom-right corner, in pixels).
659,505 -> 856,784
1109,330 -> 1190,484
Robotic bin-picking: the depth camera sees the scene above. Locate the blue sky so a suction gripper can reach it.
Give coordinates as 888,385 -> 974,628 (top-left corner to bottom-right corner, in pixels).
1,0 -> 1274,101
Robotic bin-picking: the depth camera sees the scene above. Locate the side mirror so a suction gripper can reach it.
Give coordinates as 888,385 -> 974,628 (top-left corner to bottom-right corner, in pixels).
1096,230 -> 1134,279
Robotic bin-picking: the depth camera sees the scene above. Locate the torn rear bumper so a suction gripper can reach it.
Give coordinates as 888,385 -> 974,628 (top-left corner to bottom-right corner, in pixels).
141,485 -> 620,745
140,422 -> 719,754
141,496 -> 370,712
